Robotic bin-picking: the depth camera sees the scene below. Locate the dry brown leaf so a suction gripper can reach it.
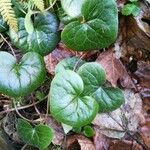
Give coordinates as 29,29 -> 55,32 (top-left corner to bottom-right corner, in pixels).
135,61 -> 150,89
46,116 -> 65,146
44,43 -> 96,75
96,50 -> 135,89
65,135 -> 95,150
139,118 -> 150,149
92,89 -> 143,139
115,2 -> 150,60
109,140 -> 143,150
93,126 -> 110,150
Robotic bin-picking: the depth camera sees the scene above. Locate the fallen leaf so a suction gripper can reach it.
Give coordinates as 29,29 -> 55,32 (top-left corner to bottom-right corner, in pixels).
92,89 -> 143,139
65,135 -> 95,150
109,140 -> 143,150
135,61 -> 150,89
93,126 -> 110,150
44,43 -> 96,75
139,118 -> 150,149
2,112 -> 20,143
96,50 -> 135,89
46,116 -> 65,146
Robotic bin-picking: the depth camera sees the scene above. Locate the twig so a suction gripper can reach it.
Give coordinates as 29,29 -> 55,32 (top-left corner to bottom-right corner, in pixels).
0,96 -> 47,115
0,33 -> 16,58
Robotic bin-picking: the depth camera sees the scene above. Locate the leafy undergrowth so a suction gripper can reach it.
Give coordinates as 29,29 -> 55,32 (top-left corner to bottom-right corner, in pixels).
0,0 -> 150,150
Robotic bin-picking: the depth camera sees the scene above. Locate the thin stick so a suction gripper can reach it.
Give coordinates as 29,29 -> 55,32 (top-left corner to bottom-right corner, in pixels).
0,33 -> 16,58
0,96 -> 47,115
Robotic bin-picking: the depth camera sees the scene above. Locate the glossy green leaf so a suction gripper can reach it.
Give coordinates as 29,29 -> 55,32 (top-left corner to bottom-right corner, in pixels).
77,62 -> 124,112
61,0 -> 85,18
0,15 -> 8,32
77,62 -> 106,95
49,70 -> 99,127
61,0 -> 118,51
0,51 -> 46,97
9,12 -> 60,56
55,57 -> 85,74
17,119 -> 53,150
93,87 -> 125,112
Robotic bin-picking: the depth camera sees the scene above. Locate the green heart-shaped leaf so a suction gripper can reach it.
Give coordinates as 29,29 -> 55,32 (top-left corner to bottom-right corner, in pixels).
0,52 -> 46,97
0,15 -> 8,32
61,0 -> 118,51
55,57 -> 85,74
77,62 -> 106,95
17,119 -> 53,150
77,63 -> 124,112
49,70 -> 99,127
92,87 -> 125,112
9,12 -> 60,56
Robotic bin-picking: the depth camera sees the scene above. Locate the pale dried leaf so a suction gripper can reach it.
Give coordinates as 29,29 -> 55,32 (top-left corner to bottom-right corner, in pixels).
93,127 -> 110,150
92,89 -> 143,139
46,116 -> 65,146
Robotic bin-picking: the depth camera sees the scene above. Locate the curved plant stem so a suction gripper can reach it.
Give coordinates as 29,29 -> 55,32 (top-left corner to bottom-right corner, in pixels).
13,100 -> 39,123
21,144 -> 28,150
31,94 -> 42,121
45,0 -> 57,11
0,33 -> 16,58
73,53 -> 87,71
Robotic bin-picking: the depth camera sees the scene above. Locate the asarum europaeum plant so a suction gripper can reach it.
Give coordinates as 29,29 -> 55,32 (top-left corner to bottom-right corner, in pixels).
61,0 -> 118,51
0,51 -> 46,97
17,119 -> 53,150
49,57 -> 125,127
9,12 -> 60,56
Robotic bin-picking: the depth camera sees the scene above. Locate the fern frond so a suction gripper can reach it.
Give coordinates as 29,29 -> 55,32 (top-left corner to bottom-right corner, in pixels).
30,0 -> 44,11
0,0 -> 18,31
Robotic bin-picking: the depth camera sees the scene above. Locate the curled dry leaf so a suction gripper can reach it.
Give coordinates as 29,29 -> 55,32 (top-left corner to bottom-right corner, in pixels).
46,116 -> 65,146
96,50 -> 135,89
44,43 -> 96,75
92,89 -> 143,139
65,135 -> 95,150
